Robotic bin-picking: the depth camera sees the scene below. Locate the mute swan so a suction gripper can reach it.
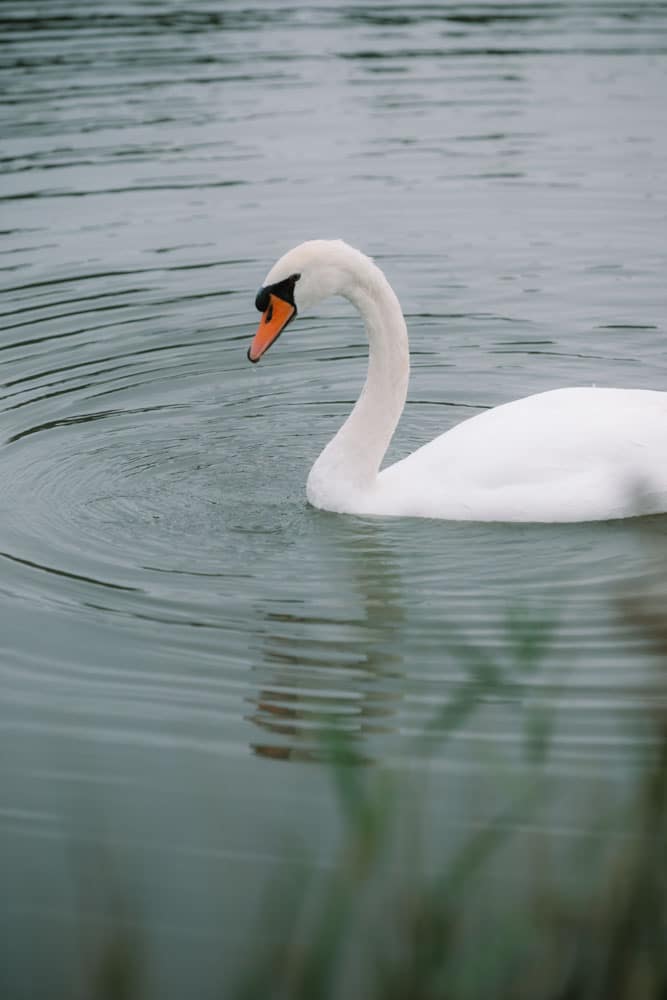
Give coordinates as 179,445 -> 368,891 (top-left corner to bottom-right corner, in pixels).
247,239 -> 667,522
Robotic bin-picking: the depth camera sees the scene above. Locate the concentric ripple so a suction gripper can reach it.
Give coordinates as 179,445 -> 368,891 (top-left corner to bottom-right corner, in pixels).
1,252 -> 665,765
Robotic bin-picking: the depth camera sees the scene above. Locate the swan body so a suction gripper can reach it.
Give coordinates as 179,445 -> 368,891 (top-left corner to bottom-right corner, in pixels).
248,240 -> 667,523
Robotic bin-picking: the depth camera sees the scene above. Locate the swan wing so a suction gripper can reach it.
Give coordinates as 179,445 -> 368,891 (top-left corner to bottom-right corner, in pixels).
377,387 -> 667,522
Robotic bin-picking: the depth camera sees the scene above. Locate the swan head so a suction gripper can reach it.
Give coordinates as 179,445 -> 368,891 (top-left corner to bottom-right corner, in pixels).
247,239 -> 374,363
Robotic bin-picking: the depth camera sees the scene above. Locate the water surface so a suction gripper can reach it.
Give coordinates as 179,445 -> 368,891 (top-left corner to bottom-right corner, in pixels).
1,2 -> 667,996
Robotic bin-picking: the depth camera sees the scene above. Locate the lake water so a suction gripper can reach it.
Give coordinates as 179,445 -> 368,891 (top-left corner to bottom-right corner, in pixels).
1,2 -> 667,996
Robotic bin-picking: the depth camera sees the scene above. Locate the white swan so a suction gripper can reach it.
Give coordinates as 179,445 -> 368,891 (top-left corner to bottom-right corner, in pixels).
247,239 -> 667,522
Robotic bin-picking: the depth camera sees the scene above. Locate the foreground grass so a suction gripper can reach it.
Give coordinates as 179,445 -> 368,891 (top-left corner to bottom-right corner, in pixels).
39,582 -> 667,1000
235,597 -> 667,1000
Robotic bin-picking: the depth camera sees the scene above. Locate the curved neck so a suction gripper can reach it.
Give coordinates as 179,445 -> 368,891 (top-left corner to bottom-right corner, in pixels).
308,262 -> 410,500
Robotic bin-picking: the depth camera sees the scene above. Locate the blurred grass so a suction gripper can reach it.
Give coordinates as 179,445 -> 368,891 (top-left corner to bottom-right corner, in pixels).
234,595 -> 667,1000
59,582 -> 667,1000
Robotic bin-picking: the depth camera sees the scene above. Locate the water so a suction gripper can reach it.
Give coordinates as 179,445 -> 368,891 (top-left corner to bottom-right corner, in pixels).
1,1 -> 667,995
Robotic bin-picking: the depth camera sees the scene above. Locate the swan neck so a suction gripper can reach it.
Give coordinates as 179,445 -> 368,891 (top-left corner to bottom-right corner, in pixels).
308,260 -> 410,504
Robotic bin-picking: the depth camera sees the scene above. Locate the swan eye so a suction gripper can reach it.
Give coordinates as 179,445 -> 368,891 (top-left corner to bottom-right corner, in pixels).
256,273 -> 300,312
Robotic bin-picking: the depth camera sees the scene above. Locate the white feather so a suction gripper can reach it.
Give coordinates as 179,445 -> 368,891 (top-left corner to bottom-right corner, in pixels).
256,240 -> 667,523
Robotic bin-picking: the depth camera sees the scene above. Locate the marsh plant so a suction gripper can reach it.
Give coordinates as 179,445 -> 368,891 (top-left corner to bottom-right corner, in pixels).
236,597 -> 667,1000
58,588 -> 667,1000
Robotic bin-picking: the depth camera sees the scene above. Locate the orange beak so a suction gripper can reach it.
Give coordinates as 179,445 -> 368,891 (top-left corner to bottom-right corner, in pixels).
247,294 -> 296,363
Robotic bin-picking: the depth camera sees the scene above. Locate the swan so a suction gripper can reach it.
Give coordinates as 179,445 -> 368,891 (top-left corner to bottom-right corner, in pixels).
247,239 -> 667,522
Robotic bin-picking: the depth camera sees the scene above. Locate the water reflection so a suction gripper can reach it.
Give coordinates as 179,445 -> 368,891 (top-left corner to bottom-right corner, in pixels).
249,520 -> 405,760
